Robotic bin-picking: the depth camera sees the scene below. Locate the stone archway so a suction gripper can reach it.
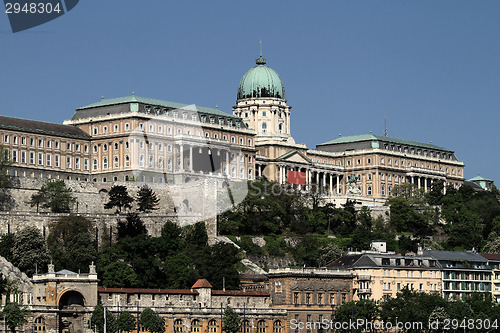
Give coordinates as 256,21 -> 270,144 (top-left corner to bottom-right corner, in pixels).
58,290 -> 86,333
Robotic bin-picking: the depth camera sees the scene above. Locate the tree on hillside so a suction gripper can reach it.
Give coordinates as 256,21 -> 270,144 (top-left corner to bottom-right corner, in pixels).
0,145 -> 11,189
104,185 -> 134,213
136,185 -> 160,212
386,184 -> 435,238
222,306 -> 241,333
12,226 -> 51,277
117,213 -> 147,240
317,243 -> 345,266
0,145 -> 13,211
89,304 -> 117,333
483,232 -> 500,253
0,233 -> 15,262
140,308 -> 165,333
1,302 -> 29,333
29,180 -> 75,213
47,215 -> 97,272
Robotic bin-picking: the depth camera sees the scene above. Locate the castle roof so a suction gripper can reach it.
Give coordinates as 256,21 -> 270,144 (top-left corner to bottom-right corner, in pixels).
0,115 -> 90,140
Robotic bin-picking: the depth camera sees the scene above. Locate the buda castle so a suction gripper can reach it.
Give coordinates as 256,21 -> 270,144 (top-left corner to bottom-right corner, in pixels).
0,52 -> 465,208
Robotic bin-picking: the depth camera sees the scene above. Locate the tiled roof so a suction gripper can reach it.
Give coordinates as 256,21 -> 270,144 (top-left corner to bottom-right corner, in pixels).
76,95 -> 241,119
0,115 -> 90,140
191,279 -> 212,289
211,290 -> 269,296
98,287 -> 198,295
480,253 -> 500,261
423,250 -> 487,263
317,134 -> 451,152
326,254 -> 364,268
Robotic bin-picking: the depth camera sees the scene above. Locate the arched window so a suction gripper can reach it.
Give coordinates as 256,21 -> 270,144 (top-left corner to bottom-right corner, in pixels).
113,156 -> 119,168
103,144 -> 108,152
174,319 -> 183,332
139,155 -> 144,167
278,123 -> 283,133
240,320 -> 250,333
92,159 -> 98,170
149,156 -> 154,168
191,319 -> 201,332
257,320 -> 266,333
167,158 -> 173,171
261,122 -> 267,133
248,169 -> 253,180
367,186 -> 372,195
207,319 -> 217,333
103,158 -> 108,169
125,155 -> 130,167
231,167 -> 236,178
273,320 -> 283,333
158,158 -> 164,169
34,317 -> 45,333
93,145 -> 97,153
381,185 -> 386,196
240,168 -> 244,179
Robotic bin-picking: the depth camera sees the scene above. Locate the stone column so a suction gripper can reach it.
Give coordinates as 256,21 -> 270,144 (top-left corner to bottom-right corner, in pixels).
424,177 -> 428,192
189,145 -> 193,172
226,150 -> 230,176
329,174 -> 333,196
179,144 -> 184,172
337,175 -> 340,194
322,172 -> 326,195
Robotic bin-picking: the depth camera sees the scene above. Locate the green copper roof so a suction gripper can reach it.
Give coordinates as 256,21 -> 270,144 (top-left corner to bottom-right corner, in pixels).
467,175 -> 493,182
237,57 -> 286,100
318,134 -> 452,152
77,95 -> 241,119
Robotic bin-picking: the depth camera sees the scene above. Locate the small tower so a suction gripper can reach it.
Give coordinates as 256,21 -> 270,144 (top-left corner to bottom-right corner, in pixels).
233,46 -> 292,142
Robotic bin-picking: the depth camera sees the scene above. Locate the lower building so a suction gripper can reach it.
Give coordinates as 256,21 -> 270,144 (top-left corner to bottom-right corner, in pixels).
266,267 -> 354,333
423,250 -> 492,300
6,263 -> 355,333
327,243 -> 441,301
480,253 -> 500,302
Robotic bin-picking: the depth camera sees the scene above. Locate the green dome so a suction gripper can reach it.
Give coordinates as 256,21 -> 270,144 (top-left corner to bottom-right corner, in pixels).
237,56 -> 286,100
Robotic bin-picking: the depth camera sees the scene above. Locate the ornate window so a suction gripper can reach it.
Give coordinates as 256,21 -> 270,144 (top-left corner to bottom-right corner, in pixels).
191,319 -> 201,332
34,317 -> 45,333
240,320 -> 250,333
257,320 -> 266,333
273,320 -> 283,333
174,319 -> 183,332
207,319 -> 218,333
261,122 -> 267,134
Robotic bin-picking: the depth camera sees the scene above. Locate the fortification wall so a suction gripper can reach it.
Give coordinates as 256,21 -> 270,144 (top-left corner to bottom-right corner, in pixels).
1,177 -> 219,237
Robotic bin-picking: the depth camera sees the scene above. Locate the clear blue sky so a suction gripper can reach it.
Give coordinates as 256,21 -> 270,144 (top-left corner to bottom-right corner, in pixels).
1,1 -> 499,184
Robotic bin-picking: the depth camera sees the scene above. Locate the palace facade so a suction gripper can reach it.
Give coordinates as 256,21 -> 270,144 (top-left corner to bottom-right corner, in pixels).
0,52 -> 465,208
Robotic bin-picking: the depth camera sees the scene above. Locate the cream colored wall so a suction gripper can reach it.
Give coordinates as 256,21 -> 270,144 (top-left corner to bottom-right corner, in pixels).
352,267 -> 441,301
